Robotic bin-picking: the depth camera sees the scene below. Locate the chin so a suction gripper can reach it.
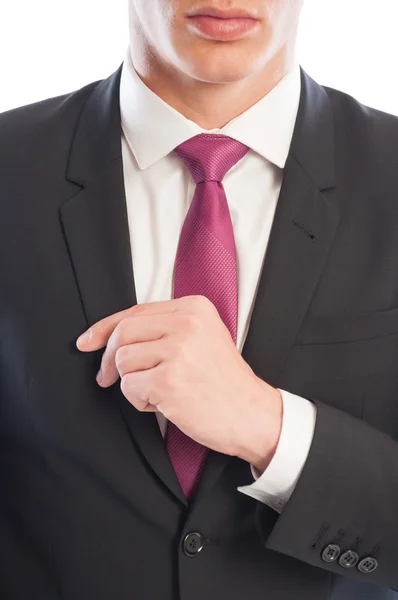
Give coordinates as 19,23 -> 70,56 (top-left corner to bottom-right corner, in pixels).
183,52 -> 258,84
191,69 -> 250,84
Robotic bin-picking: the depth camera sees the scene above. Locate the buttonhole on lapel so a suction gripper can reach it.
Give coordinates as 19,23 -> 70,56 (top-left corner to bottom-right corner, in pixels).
292,219 -> 317,242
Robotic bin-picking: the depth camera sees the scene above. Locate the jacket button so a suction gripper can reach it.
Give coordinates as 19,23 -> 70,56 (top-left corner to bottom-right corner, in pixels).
182,532 -> 205,557
358,557 -> 378,574
321,544 -> 341,563
339,550 -> 359,568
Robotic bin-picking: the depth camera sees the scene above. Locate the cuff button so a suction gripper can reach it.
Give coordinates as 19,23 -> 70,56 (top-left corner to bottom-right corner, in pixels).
339,550 -> 359,568
358,557 -> 378,574
321,544 -> 341,563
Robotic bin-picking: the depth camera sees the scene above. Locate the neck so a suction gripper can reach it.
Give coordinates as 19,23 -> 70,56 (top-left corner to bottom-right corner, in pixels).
129,41 -> 298,130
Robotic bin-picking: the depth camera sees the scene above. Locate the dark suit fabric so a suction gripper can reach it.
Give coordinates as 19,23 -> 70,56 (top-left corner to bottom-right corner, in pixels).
1,63 -> 398,599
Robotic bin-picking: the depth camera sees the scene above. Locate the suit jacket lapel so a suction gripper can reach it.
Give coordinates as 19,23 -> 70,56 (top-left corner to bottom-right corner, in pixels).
241,157 -> 340,388
241,68 -> 340,388
59,62 -> 340,514
60,64 -> 188,508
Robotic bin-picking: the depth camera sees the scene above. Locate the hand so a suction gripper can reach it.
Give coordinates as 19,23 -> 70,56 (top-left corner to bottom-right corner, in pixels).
76,295 -> 283,470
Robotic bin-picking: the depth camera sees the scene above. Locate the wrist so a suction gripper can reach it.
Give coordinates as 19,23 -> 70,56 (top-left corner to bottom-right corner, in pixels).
235,381 -> 283,473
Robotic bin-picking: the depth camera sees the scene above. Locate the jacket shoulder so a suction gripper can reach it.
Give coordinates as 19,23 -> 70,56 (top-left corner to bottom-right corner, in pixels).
323,84 -> 398,159
0,78 -> 102,168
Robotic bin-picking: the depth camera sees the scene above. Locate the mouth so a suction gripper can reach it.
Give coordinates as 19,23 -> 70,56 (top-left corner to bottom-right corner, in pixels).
185,7 -> 260,41
186,6 -> 259,20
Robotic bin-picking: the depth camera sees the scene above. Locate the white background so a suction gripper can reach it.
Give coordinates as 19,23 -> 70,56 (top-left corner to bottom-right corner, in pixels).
0,0 -> 397,115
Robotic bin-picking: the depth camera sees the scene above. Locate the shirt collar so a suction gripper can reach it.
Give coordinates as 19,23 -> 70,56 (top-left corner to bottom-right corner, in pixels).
119,46 -> 301,170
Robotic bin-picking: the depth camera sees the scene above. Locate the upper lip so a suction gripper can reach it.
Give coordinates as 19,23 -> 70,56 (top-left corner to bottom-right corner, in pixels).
186,6 -> 259,19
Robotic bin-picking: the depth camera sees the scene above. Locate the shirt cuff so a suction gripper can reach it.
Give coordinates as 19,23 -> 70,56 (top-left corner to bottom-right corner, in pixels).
237,389 -> 317,513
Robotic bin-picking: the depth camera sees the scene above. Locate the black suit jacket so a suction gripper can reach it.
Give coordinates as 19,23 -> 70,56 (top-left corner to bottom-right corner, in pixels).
1,62 -> 398,600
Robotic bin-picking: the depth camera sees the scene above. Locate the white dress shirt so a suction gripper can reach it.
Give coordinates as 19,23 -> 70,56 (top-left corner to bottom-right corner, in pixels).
119,47 -> 317,513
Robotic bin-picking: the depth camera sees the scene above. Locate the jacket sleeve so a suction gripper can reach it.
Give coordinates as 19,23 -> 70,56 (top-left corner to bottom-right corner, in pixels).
256,398 -> 398,590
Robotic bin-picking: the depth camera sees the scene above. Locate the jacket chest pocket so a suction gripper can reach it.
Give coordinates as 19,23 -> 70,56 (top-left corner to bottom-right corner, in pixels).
279,312 -> 398,422
289,306 -> 398,380
295,306 -> 398,346
288,331 -> 398,383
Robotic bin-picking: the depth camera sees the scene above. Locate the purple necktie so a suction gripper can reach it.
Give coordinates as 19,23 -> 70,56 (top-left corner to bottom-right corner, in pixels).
166,134 -> 249,501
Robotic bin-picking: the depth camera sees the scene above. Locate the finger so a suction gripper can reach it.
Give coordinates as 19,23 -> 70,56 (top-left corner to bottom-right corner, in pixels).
98,338 -> 166,388
76,295 -> 210,352
95,315 -> 175,386
76,307 -> 131,352
120,370 -> 159,412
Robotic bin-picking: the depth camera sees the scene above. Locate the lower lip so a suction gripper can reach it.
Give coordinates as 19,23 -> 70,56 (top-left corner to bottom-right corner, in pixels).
187,15 -> 259,41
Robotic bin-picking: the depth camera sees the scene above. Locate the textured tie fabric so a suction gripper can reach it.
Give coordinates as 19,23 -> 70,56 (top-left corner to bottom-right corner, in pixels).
166,134 -> 250,501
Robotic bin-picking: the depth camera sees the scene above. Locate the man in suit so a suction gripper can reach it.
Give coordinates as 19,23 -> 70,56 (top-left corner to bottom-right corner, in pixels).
1,0 -> 398,598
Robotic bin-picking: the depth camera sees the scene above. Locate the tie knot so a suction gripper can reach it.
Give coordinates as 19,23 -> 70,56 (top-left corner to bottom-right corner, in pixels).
174,134 -> 249,184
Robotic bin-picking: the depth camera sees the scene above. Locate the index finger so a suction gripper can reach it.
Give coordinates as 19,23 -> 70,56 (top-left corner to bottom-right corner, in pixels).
75,296 -> 193,352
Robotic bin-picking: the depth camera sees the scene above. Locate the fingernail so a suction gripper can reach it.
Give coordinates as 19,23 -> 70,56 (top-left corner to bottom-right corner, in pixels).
96,369 -> 103,385
77,328 -> 92,348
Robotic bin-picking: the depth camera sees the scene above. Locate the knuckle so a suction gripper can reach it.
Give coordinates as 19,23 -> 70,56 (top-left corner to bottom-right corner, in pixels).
129,303 -> 145,317
121,372 -> 137,397
113,322 -> 126,347
181,313 -> 202,334
121,372 -> 149,411
115,346 -> 129,370
120,373 -> 131,396
191,294 -> 214,312
113,318 -> 132,345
